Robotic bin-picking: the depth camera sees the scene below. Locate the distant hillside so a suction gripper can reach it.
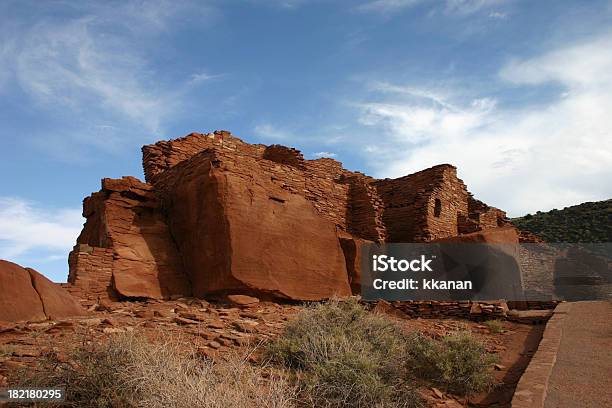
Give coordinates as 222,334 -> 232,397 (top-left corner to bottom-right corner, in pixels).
511,199 -> 612,243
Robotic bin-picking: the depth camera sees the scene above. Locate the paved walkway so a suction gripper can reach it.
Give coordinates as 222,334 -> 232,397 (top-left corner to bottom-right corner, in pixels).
544,301 -> 612,408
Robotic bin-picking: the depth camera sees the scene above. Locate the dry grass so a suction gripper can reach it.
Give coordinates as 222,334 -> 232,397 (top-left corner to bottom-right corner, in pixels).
18,332 -> 297,408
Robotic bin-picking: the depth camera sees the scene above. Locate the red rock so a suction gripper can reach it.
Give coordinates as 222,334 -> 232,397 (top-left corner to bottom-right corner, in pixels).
174,317 -> 199,325
207,321 -> 225,329
67,131 -> 531,303
190,330 -> 219,340
27,267 -> 86,320
153,310 -> 172,318
156,150 -> 351,301
227,295 -> 260,306
134,310 -> 155,319
207,340 -> 221,349
338,233 -> 372,294
0,260 -> 85,323
178,311 -> 206,321
0,260 -> 46,322
232,321 -> 258,333
68,176 -> 191,300
470,303 -> 483,315
218,337 -> 234,347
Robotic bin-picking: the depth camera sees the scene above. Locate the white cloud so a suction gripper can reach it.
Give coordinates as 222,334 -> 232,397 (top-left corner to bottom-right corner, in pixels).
0,1 -> 216,153
254,123 -> 292,141
354,33 -> 612,216
444,0 -> 504,15
488,11 -> 507,19
13,18 -> 167,135
313,151 -> 338,158
0,197 -> 83,261
500,34 -> 612,89
246,0 -> 317,9
356,83 -> 495,143
189,71 -> 223,84
357,0 -> 426,13
356,0 -> 505,15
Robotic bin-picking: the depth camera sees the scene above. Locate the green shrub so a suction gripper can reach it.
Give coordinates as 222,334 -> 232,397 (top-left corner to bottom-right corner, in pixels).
484,320 -> 504,333
511,199 -> 612,242
408,331 -> 496,395
266,298 -> 423,408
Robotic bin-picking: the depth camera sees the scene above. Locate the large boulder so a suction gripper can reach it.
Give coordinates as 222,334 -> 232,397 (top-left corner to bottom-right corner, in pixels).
157,151 -> 352,300
27,267 -> 87,320
0,260 -> 86,323
0,260 -> 46,322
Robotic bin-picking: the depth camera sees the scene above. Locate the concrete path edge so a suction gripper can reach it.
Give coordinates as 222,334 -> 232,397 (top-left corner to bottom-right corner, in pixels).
511,302 -> 571,408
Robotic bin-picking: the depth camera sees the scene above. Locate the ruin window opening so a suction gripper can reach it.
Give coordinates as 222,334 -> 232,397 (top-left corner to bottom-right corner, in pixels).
434,198 -> 442,217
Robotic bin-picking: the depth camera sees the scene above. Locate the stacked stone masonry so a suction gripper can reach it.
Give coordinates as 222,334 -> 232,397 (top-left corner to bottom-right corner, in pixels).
69,131 -> 529,301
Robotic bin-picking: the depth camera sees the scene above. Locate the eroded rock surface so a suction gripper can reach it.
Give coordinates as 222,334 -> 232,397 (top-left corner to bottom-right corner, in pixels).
0,260 -> 85,323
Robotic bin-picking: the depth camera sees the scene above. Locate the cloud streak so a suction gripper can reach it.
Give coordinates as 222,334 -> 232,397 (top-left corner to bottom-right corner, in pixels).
0,1 -> 217,157
353,33 -> 612,216
254,123 -> 293,141
356,0 -> 505,15
0,197 -> 83,261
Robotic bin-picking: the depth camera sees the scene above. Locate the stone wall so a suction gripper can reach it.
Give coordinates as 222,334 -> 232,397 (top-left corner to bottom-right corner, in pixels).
142,130 -> 266,184
68,245 -> 115,300
390,300 -> 510,319
373,165 -> 470,242
518,245 -> 557,300
68,131 -> 528,301
342,172 -> 388,242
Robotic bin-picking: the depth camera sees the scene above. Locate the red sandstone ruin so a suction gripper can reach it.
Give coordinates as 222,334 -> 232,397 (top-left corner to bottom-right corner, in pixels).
67,131 -> 525,301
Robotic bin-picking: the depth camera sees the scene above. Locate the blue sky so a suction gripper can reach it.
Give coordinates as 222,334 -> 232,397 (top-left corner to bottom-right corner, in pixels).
1,0 -> 611,281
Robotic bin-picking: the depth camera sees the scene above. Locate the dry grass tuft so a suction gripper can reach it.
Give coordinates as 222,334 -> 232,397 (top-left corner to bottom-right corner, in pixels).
18,332 -> 296,408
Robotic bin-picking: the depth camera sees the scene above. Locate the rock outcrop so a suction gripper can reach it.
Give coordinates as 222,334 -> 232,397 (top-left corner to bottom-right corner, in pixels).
68,130 -> 525,301
0,260 -> 86,323
68,177 -> 190,300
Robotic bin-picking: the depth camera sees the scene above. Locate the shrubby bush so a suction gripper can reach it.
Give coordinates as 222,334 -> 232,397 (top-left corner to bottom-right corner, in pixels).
408,331 -> 497,395
268,298 -> 497,405
266,298 -> 423,408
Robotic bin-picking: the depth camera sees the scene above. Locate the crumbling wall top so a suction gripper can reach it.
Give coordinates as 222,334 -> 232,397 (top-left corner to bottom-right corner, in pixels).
142,130 -> 267,183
